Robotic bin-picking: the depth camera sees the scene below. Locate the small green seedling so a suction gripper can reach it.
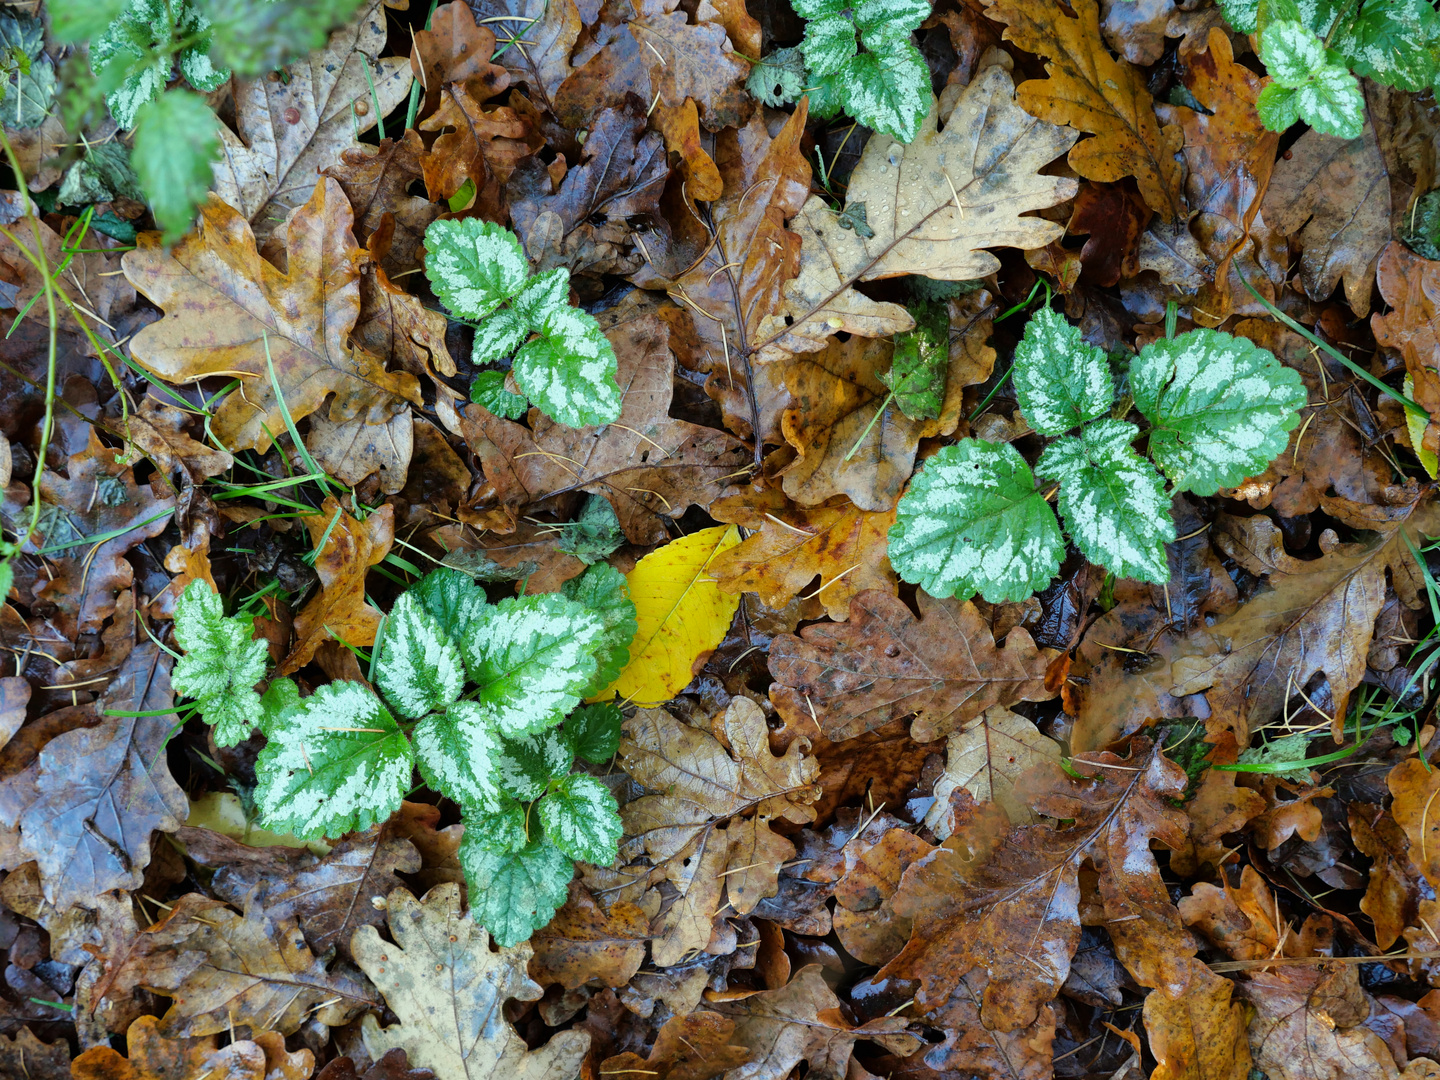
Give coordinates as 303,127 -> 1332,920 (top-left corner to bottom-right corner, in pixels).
887,308 -> 1307,602
170,564 -> 635,945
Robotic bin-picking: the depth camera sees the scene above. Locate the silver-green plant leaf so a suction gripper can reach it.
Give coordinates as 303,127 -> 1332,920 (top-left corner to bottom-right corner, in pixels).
1037,420 -> 1174,584
171,580 -> 269,747
459,832 -> 573,946
888,439 -> 1065,603
560,563 -> 636,697
1130,328 -> 1306,497
881,299 -> 948,421
423,218 -> 531,321
1332,0 -> 1440,92
374,593 -> 464,720
470,370 -> 530,419
412,701 -> 504,814
1011,307 -> 1114,436
463,594 -> 604,737
255,681 -> 414,840
565,703 -> 623,765
511,304 -> 622,428
537,774 -> 622,866
1259,18 -> 1327,82
495,726 -> 575,801
409,567 -> 488,644
747,45 -> 806,106
462,797 -> 528,855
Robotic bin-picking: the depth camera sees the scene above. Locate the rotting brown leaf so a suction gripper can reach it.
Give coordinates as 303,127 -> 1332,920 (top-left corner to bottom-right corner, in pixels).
769,589 -> 1057,743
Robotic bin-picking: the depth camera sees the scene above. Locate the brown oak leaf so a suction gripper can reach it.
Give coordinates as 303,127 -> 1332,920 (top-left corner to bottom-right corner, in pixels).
418,84 -> 540,217
317,1048 -> 437,1080
111,394 -> 234,490
1350,800 -> 1423,951
1375,242 -> 1440,451
123,178 -> 422,460
768,589 -> 1056,743
465,311 -> 749,544
0,1027 -> 67,1079
708,483 -> 897,621
71,1014 -> 315,1080
528,880 -> 649,989
988,0 -> 1185,221
324,132 -> 439,277
1143,957 -> 1253,1080
599,1011 -> 752,1080
278,497 -> 394,674
925,705 -> 1063,832
410,1 -> 511,120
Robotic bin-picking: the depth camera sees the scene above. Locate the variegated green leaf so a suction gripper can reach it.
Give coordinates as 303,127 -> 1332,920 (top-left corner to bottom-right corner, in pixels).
1256,57 -> 1363,137
747,45 -> 806,106
495,726 -> 574,801
888,440 -> 1065,603
462,797 -> 528,855
560,563 -> 636,697
1332,0 -> 1440,92
881,300 -> 948,421
469,370 -> 530,419
255,682 -> 414,841
1219,0 -> 1260,32
511,303 -> 622,429
408,567 -> 488,644
413,701 -> 504,813
171,580 -> 269,747
796,0 -> 931,141
1037,420 -> 1174,584
557,494 -> 624,565
374,593 -> 464,720
538,775 -> 622,866
1259,19 -> 1327,83
1011,307 -> 1114,436
92,0 -> 227,128
459,831 -> 572,946
464,594 -> 605,736
1131,329 -> 1307,497
423,218 -> 530,321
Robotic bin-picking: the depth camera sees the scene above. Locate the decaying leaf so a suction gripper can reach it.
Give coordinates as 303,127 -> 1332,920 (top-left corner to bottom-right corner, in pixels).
924,705 -> 1063,832
123,178 -> 422,462
597,1011 -> 753,1080
71,1015 -> 314,1080
528,879 -> 649,989
353,884 -> 591,1079
769,589 -> 1057,742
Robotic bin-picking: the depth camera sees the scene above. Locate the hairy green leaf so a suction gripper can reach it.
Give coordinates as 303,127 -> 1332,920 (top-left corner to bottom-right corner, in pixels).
512,302 -> 622,429
565,703 -> 623,765
424,218 -> 531,321
538,774 -> 622,866
412,701 -> 504,814
196,0 -> 367,76
0,12 -> 55,128
171,581 -> 269,747
888,440 -> 1065,603
1038,420 -> 1174,584
375,593 -> 464,720
1259,19 -> 1327,82
459,832 -> 572,946
409,567 -> 488,645
131,90 -> 220,244
1131,329 -> 1307,496
470,370 -> 530,420
796,0 -> 931,141
1012,307 -> 1114,436
464,594 -> 605,737
47,0 -> 127,41
462,797 -> 528,855
255,682 -> 414,840
1332,0 -> 1440,91
557,495 -> 624,565
93,0 -> 228,129
560,563 -> 636,697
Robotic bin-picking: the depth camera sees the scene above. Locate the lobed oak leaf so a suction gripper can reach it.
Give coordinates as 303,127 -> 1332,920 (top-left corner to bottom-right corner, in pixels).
924,705 -> 1063,833
209,0 -> 413,243
139,892 -> 373,1038
1180,864 -> 1303,962
708,484 -> 897,622
410,1 -> 511,120
619,698 -> 821,934
755,65 -> 1077,365
122,178 -> 422,461
0,1028 -> 67,1079
1261,119 -> 1393,319
1350,800 -> 1423,951
110,394 -> 234,489
418,85 -> 540,217
1168,729 -> 1266,876
769,589 -> 1056,743
652,98 -> 723,203
708,965 -> 923,1080
353,883 -> 590,1080
1171,502 -> 1440,741
317,1049 -> 436,1080
278,497 -> 394,675
987,0 -> 1185,222
465,311 -> 749,544
1375,242 -> 1440,449
1388,758 -> 1440,893
598,1011 -> 752,1080
1144,957 -> 1252,1080
553,0 -> 750,132
879,739 -> 1190,1071
471,0 -> 582,113
0,643 -> 188,910
830,815 -> 933,966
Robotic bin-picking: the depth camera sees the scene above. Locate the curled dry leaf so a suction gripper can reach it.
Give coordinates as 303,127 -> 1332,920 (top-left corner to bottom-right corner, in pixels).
211,0 -> 412,242
352,884 -> 590,1080
316,1048 -> 436,1080
471,0 -> 582,113
755,65 -> 1077,365
988,0 -> 1185,222
830,815 -> 933,966
123,178 -> 422,461
1350,800 -> 1423,951
0,1027 -> 68,1078
71,1014 -> 313,1080
419,84 -> 539,217
323,131 -> 439,277
768,589 -> 1056,743
112,394 -> 234,490
466,312 -> 749,545
410,1 -> 511,120
1171,503 -> 1440,740
278,497 -> 393,675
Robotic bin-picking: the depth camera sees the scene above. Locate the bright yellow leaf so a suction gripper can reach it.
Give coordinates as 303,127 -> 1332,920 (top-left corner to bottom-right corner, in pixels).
603,525 -> 742,705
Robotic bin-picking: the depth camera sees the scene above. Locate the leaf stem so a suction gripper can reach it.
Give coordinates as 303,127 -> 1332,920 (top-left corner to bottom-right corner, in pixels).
843,389 -> 893,462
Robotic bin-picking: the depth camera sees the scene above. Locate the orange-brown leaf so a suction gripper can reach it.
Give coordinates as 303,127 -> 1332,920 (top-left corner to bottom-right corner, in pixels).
1144,958 -> 1252,1080
529,881 -> 650,990
122,179 -> 422,456
410,1 -> 511,119
598,1011 -> 752,1080
988,0 -> 1185,221
279,497 -> 394,674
